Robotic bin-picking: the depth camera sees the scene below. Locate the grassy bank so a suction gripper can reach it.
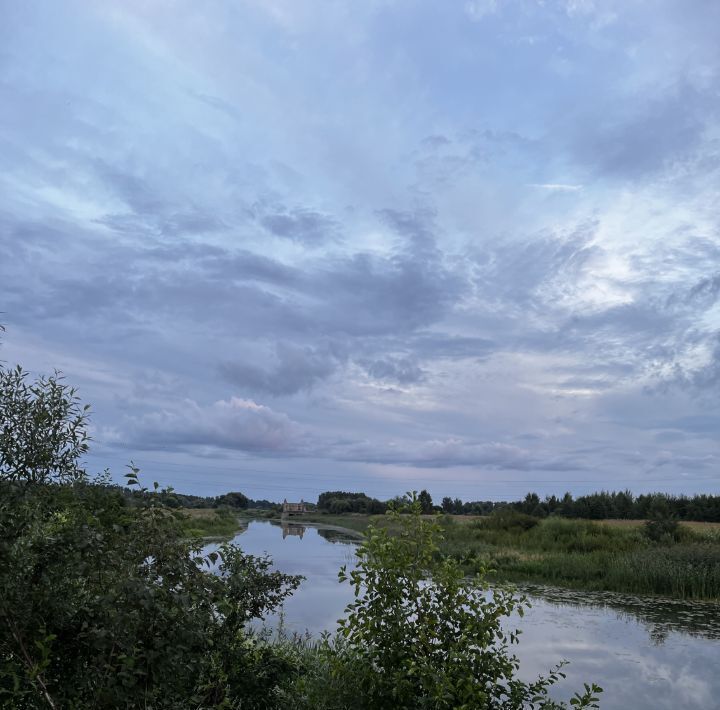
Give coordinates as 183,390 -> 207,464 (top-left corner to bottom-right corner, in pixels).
287,512 -> 372,535
444,514 -> 720,599
296,511 -> 720,599
179,508 -> 243,537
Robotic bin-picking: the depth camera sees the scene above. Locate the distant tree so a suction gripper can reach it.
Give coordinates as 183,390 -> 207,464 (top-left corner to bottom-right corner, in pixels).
215,491 -> 249,509
418,489 -> 433,514
441,496 -> 454,513
318,491 -> 386,514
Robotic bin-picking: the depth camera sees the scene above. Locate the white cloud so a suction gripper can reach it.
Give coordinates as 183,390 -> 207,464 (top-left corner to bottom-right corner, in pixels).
529,183 -> 583,192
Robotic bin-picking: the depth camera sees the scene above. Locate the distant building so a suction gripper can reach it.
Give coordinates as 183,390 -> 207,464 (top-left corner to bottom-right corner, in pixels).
282,498 -> 307,517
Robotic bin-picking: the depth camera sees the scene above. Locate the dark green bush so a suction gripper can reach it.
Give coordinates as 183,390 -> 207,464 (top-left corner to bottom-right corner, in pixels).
481,508 -> 541,532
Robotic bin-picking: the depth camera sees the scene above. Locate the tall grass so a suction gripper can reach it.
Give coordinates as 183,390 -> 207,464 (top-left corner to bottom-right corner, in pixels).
180,508 -> 242,538
438,512 -> 720,600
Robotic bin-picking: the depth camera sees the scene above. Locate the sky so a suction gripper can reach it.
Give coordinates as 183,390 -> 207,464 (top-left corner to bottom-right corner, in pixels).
1,0 -> 719,502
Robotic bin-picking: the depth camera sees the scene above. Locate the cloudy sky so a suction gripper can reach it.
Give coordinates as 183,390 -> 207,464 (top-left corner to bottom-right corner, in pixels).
1,0 -> 719,501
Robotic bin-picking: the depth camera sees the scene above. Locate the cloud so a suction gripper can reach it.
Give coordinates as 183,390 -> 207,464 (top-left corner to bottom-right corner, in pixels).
2,0 -> 720,499
333,437 -> 582,470
256,204 -> 338,244
220,343 -> 343,395
572,85 -> 709,179
529,183 -> 583,192
360,356 -> 425,384
123,397 -> 304,454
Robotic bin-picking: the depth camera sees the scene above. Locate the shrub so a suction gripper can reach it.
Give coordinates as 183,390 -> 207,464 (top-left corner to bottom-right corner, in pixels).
482,508 -> 541,532
332,495 -> 601,709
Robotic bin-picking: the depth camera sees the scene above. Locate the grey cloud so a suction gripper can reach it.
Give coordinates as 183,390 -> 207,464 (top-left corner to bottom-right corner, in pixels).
378,206 -> 437,248
187,89 -> 243,122
258,205 -> 338,244
124,396 -> 304,454
687,273 -> 720,306
406,333 -> 496,359
315,249 -> 464,336
202,250 -> 301,287
332,438 -> 583,470
573,85 -> 709,179
421,134 -> 451,149
361,356 -> 425,384
4,216 -> 464,341
666,414 -> 720,436
220,343 -> 343,396
95,164 -> 227,238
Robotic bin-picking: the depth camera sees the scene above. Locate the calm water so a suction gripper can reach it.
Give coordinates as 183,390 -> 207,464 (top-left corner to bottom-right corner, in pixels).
209,519 -> 720,710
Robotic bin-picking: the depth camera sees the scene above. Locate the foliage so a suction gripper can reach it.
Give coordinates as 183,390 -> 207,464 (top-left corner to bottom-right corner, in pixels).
417,488 -> 433,514
439,516 -> 720,599
483,508 -> 541,532
317,491 -> 386,514
332,495 -> 602,710
643,498 -> 679,543
0,365 -> 302,709
428,491 -> 720,523
215,490 -> 250,509
180,508 -> 244,538
0,365 -> 89,486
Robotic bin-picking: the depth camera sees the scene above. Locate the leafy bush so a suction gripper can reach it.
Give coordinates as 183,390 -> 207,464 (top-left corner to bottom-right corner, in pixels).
482,508 -> 541,532
331,496 -> 601,709
0,366 -> 302,709
644,498 -> 679,543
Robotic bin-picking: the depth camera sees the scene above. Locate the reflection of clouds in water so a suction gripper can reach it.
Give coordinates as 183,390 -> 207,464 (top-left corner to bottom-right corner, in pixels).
520,584 -> 720,642
512,593 -> 720,710
207,521 -> 720,710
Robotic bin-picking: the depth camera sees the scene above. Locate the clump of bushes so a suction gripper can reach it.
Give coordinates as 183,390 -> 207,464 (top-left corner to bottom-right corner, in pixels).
481,508 -> 541,532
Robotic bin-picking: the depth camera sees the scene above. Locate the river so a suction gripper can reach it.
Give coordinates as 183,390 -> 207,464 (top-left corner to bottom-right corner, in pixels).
207,519 -> 720,709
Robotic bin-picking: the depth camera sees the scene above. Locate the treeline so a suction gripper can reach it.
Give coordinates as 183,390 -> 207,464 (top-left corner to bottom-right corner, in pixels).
313,489 -> 720,523
119,486 -> 278,510
511,490 -> 720,522
317,491 -> 386,514
120,485 -> 720,523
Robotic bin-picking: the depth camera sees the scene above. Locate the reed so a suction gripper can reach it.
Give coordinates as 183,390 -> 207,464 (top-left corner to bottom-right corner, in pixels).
439,513 -> 720,599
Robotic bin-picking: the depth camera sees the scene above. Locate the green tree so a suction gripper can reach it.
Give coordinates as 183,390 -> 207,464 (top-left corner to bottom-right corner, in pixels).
216,490 -> 250,509
418,488 -> 433,514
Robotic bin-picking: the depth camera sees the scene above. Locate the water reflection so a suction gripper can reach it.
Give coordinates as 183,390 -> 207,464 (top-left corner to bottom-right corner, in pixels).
280,521 -> 306,539
519,584 -> 720,644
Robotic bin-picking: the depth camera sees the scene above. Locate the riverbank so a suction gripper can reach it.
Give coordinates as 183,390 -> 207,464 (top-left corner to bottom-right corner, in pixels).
179,508 -> 244,537
288,511 -> 720,600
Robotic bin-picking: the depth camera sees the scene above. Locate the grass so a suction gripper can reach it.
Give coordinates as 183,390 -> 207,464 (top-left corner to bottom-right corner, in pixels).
440,513 -> 720,599
179,508 -> 243,538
